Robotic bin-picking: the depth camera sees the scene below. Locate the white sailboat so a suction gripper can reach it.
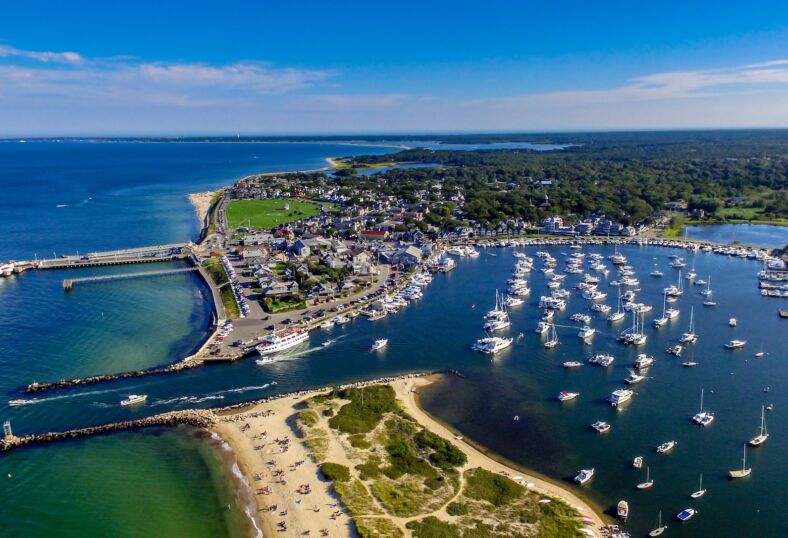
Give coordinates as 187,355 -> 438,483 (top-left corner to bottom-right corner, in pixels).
692,388 -> 714,426
544,322 -> 559,349
649,510 -> 667,536
637,466 -> 654,489
680,306 -> 697,344
749,406 -> 769,446
607,288 -> 625,322
690,474 -> 706,498
729,444 -> 751,478
653,293 -> 668,328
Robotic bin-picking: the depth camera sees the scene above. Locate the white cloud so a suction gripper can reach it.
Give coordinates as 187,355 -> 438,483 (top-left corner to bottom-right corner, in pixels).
0,44 -> 83,64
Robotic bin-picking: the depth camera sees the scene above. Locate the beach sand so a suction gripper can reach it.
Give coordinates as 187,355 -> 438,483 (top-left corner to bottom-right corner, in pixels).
188,191 -> 215,223
211,375 -> 606,537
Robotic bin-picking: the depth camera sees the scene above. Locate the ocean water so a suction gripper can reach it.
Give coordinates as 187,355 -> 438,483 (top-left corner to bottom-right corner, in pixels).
684,223 -> 788,248
0,141 -> 394,537
1,142 -> 786,537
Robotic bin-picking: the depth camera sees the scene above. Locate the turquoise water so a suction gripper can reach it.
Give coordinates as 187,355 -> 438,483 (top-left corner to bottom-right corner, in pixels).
684,223 -> 787,248
0,141 -> 394,536
1,142 -> 785,536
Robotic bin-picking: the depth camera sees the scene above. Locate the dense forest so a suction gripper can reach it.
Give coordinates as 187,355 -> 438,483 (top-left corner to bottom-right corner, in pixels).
339,133 -> 788,227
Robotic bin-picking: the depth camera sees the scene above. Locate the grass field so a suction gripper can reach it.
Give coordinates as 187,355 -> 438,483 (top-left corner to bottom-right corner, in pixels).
226,199 -> 325,229
203,257 -> 240,319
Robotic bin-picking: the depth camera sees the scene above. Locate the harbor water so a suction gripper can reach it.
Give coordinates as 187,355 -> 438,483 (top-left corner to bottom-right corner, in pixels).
1,141 -> 786,537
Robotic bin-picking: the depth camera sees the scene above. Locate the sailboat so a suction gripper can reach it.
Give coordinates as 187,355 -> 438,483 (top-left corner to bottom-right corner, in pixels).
607,288 -> 625,322
637,466 -> 654,489
649,510 -> 667,536
690,474 -> 706,498
680,306 -> 698,344
544,322 -> 558,349
700,275 -> 712,296
749,406 -> 769,446
754,344 -> 766,358
653,293 -> 668,328
692,388 -> 714,426
729,444 -> 751,478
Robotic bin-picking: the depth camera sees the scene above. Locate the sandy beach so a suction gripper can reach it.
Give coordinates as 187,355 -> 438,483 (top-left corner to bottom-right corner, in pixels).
188,191 -> 215,223
211,374 -> 606,537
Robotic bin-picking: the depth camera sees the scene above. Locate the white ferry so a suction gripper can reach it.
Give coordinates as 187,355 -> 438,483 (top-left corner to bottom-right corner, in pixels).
255,329 -> 309,355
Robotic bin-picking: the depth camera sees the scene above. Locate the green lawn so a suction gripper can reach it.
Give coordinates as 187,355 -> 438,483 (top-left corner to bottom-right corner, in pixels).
226,198 -> 324,229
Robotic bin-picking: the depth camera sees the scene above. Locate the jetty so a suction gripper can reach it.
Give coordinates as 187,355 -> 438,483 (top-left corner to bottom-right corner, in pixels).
6,371 -> 453,452
63,266 -> 199,290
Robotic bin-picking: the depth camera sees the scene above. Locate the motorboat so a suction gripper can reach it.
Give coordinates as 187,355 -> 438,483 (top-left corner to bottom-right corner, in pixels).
681,360 -> 698,367
574,468 -> 595,484
256,357 -> 276,365
8,399 -> 33,407
729,444 -> 751,478
577,325 -> 596,339
120,394 -> 147,407
535,321 -> 550,334
563,361 -> 584,368
632,456 -> 643,469
749,406 -> 769,446
676,508 -> 696,522
472,336 -> 513,355
610,389 -> 634,407
589,354 -> 615,367
724,340 -> 746,349
634,354 -> 654,369
667,344 -> 683,356
319,319 -> 335,329
729,317 -> 737,327
370,339 -> 388,351
558,391 -> 580,402
625,371 -> 646,385
617,500 -> 629,521
656,440 -> 677,454
591,421 -> 611,433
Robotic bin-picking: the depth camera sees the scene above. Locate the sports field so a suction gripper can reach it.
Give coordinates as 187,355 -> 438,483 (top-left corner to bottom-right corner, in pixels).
226,199 -> 324,229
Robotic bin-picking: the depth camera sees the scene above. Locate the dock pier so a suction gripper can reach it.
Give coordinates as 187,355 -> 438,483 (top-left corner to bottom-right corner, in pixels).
63,267 -> 199,290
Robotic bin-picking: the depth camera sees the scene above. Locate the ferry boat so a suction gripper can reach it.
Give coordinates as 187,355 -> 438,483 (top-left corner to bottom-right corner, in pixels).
577,326 -> 596,339
120,394 -> 147,407
724,339 -> 746,349
370,339 -> 388,351
563,361 -> 584,368
591,421 -> 611,433
656,440 -> 677,454
256,329 -> 309,355
610,389 -> 634,407
558,391 -> 580,402
634,354 -> 655,369
749,406 -> 769,446
676,508 -> 696,522
574,468 -> 595,484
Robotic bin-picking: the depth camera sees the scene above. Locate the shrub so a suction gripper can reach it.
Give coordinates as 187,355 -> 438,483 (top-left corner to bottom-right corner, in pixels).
349,434 -> 372,449
405,517 -> 461,538
446,502 -> 468,516
320,462 -> 351,483
328,385 -> 398,434
464,467 -> 524,507
414,430 -> 468,470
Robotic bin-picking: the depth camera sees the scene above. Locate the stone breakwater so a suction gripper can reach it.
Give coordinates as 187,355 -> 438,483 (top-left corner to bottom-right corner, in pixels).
4,371 -> 457,452
25,358 -> 207,393
1,410 -> 216,452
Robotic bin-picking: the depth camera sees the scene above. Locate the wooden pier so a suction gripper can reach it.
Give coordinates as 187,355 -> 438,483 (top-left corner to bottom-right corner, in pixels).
63,267 -> 199,290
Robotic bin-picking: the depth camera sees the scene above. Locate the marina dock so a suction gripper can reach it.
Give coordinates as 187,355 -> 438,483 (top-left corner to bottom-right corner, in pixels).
63,266 -> 199,290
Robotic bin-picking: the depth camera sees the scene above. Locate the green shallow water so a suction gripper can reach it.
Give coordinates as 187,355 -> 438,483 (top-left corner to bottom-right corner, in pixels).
0,428 -> 253,538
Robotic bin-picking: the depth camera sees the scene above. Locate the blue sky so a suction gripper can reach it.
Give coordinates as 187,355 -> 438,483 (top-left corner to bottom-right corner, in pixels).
1,1 -> 788,135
